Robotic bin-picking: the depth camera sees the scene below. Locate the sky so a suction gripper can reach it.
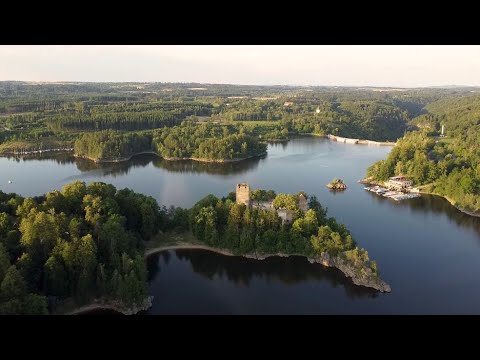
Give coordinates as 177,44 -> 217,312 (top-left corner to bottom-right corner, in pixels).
1,45 -> 480,87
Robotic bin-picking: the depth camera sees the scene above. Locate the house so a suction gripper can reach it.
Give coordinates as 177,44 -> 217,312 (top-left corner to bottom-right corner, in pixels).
385,176 -> 413,190
284,102 -> 294,106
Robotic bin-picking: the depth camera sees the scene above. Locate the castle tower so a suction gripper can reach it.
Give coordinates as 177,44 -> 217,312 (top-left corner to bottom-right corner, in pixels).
298,193 -> 308,212
236,183 -> 250,206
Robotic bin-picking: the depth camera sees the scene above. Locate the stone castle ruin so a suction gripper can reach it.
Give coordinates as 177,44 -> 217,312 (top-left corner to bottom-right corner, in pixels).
236,183 -> 251,206
235,183 -> 308,224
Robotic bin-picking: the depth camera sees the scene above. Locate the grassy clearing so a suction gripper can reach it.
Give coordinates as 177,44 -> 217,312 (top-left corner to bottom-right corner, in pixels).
145,230 -> 200,250
229,120 -> 276,126
437,137 -> 453,144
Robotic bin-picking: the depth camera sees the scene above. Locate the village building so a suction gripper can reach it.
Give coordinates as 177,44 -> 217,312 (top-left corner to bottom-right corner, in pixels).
385,176 -> 413,190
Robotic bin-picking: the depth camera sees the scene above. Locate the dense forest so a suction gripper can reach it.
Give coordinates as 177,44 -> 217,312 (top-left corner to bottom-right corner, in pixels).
74,122 -> 267,162
46,102 -> 212,132
74,131 -> 153,161
0,181 -> 170,314
152,122 -> 267,160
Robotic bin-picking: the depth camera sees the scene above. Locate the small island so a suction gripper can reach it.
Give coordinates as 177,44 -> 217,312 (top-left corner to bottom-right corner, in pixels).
327,178 -> 347,190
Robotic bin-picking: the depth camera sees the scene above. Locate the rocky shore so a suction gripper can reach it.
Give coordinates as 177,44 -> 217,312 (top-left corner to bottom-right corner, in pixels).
66,296 -> 153,315
327,178 -> 347,190
146,244 -> 391,293
314,252 -> 391,292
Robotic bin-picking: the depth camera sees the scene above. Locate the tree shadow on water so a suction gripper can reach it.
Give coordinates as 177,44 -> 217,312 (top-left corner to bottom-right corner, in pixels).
150,249 -> 379,300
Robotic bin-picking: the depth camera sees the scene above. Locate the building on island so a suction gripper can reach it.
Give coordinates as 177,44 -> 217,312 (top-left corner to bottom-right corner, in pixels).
277,209 -> 295,225
235,183 -> 308,225
385,176 -> 413,190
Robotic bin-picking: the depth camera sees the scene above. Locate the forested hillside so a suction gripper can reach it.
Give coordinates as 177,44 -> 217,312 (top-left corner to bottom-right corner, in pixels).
367,94 -> 480,214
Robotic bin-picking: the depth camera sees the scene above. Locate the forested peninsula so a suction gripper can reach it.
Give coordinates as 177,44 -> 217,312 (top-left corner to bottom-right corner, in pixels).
73,123 -> 267,163
0,181 -> 389,315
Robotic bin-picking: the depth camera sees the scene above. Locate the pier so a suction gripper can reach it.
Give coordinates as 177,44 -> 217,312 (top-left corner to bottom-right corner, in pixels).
364,185 -> 421,201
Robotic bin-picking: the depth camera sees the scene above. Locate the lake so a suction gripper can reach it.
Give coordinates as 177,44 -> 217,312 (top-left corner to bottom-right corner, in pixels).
2,137 -> 480,314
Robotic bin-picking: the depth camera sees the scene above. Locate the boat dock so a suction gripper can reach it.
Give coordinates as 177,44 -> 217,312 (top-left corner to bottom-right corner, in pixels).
364,185 -> 421,201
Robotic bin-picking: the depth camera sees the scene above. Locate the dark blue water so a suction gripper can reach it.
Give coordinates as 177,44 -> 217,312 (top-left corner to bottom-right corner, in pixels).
1,137 -> 480,314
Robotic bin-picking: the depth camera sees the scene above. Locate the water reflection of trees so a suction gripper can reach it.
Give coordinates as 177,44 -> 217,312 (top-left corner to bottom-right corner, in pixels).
2,152 -> 75,165
151,156 -> 264,176
366,191 -> 480,236
148,249 -> 378,300
74,156 -> 153,177
146,252 -> 172,282
78,154 -> 264,177
2,152 -> 265,177
268,141 -> 290,151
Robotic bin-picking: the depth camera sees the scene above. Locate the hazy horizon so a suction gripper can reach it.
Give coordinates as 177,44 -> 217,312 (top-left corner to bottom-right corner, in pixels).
1,80 -> 477,89
2,45 -> 480,87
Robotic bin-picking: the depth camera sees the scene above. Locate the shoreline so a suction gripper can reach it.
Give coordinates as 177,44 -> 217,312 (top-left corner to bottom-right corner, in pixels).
145,243 -> 391,293
327,134 -> 396,146
0,147 -> 74,156
264,138 -> 289,143
74,151 -> 267,164
63,296 -> 154,316
418,190 -> 480,218
361,178 -> 480,218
